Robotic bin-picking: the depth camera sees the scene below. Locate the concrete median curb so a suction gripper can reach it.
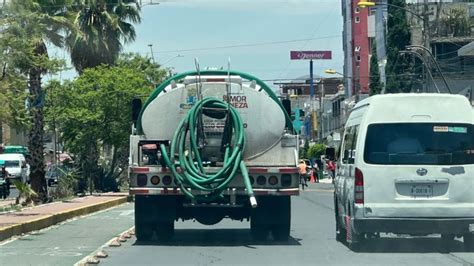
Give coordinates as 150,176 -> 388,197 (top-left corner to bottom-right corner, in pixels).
0,195 -> 132,242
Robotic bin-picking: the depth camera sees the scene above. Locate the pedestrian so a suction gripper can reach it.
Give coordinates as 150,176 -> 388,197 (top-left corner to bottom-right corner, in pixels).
327,159 -> 336,184
298,160 -> 308,190
312,160 -> 319,183
1,166 -> 10,194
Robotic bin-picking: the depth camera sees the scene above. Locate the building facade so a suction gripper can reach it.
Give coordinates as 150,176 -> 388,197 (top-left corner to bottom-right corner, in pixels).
342,0 -> 371,97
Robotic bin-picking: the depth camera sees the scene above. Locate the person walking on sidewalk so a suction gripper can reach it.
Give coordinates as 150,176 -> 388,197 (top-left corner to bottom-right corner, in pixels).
312,160 -> 319,183
298,160 -> 308,190
0,166 -> 10,197
326,159 -> 336,184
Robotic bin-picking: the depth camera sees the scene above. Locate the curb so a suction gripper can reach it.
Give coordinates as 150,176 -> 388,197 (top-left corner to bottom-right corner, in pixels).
0,195 -> 132,242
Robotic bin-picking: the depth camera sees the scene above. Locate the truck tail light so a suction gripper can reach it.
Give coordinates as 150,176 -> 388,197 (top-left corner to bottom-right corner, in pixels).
354,167 -> 364,204
131,167 -> 150,173
162,175 -> 172,186
256,175 -> 266,186
137,174 -> 148,187
281,174 -> 292,187
268,176 -> 278,186
249,175 -> 255,185
150,175 -> 160,185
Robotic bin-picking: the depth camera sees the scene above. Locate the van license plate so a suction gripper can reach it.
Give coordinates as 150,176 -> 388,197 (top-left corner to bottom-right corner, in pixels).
410,185 -> 433,197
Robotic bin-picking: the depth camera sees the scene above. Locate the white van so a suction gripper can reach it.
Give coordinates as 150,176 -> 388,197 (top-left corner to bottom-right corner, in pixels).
0,153 -> 29,184
333,93 -> 474,251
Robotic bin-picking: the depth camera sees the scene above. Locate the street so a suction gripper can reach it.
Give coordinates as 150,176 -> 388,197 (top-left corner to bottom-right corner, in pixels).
0,183 -> 472,266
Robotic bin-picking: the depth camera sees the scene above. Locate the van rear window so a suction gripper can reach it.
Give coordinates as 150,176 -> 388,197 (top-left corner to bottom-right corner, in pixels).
364,123 -> 474,165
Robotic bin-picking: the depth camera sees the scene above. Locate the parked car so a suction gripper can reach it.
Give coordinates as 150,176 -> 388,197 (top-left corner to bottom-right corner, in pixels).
333,94 -> 474,251
0,153 -> 29,184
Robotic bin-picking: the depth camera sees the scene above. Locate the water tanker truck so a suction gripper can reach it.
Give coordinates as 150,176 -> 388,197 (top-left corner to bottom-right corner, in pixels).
129,70 -> 300,241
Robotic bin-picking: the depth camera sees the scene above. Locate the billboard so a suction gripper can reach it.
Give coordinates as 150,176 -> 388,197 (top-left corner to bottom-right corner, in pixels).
290,51 -> 332,60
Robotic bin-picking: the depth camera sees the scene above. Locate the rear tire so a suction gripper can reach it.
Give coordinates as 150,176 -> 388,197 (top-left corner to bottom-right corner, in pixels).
271,197 -> 291,241
441,234 -> 455,252
345,208 -> 364,251
135,196 -> 154,242
250,219 -> 269,241
334,197 -> 345,243
251,196 -> 291,242
464,233 -> 474,252
156,222 -> 174,242
441,233 -> 455,241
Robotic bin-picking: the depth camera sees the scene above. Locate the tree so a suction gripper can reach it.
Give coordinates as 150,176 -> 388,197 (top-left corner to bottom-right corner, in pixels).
385,0 -> 413,93
48,54 -> 164,193
441,7 -> 470,37
116,53 -> 167,86
66,0 -> 141,73
1,0 -> 69,202
369,41 -> 382,95
306,144 -> 326,160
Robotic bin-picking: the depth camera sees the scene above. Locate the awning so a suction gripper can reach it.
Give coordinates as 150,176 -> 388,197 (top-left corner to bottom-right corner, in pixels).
458,41 -> 474,56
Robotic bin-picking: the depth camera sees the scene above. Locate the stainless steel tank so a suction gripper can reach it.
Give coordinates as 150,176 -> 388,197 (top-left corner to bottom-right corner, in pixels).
140,79 -> 285,160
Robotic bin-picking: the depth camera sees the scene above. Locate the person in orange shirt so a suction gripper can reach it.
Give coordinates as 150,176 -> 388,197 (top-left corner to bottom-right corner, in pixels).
298,160 -> 308,190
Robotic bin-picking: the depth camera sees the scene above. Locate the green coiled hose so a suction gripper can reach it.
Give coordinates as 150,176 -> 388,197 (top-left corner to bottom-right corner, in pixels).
159,97 -> 257,207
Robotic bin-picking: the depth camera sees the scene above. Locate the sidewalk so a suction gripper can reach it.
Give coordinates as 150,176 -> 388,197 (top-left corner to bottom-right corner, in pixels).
0,192 -> 130,242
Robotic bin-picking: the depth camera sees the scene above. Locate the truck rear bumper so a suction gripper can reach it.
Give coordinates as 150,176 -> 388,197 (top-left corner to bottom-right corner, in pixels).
354,217 -> 474,234
130,187 -> 299,196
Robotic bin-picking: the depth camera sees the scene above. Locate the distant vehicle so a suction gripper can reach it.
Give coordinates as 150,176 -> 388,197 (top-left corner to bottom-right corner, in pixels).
333,93 -> 474,251
0,153 -> 29,184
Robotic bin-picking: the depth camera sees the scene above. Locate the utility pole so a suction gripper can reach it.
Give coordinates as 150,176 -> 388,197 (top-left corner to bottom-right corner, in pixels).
148,44 -> 156,64
309,60 -> 315,142
423,0 -> 430,50
318,79 -> 325,143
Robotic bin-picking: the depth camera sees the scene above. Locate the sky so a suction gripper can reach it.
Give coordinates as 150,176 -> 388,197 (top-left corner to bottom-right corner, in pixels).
51,0 -> 344,84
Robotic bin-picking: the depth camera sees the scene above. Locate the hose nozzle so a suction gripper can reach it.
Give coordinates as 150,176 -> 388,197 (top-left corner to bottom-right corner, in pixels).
250,195 -> 257,208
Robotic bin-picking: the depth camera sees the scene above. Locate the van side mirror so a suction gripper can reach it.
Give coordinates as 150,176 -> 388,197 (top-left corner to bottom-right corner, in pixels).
131,98 -> 142,126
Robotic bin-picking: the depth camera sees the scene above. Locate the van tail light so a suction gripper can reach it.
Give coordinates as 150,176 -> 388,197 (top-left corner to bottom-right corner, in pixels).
354,167 -> 364,204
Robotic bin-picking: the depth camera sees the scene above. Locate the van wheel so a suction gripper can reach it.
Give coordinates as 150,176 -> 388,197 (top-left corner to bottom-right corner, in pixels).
345,214 -> 364,251
334,197 -> 345,243
464,233 -> 474,252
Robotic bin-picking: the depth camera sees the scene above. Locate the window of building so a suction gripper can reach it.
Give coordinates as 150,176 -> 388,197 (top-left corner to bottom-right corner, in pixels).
369,7 -> 376,15
356,55 -> 361,62
355,7 -> 360,13
355,16 -> 360,23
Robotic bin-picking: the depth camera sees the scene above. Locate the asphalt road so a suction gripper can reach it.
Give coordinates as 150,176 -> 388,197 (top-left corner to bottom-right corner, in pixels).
1,183 -> 473,266
96,184 -> 474,266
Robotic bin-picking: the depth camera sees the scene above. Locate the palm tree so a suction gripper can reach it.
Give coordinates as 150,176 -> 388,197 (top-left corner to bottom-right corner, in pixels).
2,0 -> 72,202
67,0 -> 141,73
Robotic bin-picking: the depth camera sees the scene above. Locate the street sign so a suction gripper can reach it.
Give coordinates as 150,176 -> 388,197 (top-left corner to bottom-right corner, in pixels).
290,51 -> 332,60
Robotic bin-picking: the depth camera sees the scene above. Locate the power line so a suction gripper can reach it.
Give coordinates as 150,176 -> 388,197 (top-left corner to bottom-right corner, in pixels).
153,36 -> 341,54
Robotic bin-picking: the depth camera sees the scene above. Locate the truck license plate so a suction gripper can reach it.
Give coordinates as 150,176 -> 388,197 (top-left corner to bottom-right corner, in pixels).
410,184 -> 433,197
469,224 -> 474,232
